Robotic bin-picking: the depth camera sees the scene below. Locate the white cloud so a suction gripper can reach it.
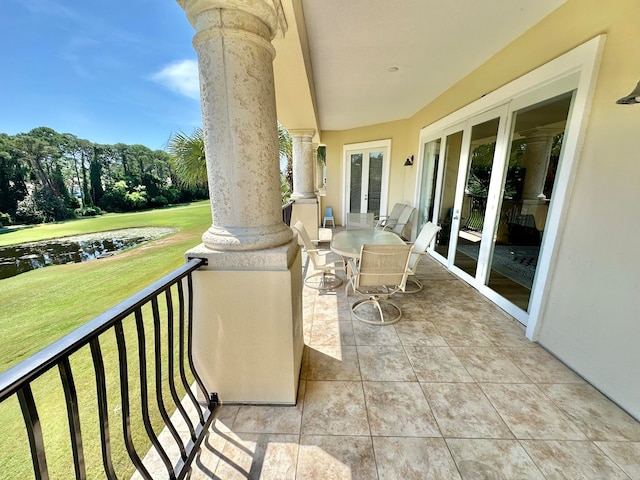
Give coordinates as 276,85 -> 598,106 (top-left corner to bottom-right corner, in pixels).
152,59 -> 200,100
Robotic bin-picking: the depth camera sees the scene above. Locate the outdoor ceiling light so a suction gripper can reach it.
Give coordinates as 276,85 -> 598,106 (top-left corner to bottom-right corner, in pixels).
616,81 -> 640,104
404,155 -> 414,166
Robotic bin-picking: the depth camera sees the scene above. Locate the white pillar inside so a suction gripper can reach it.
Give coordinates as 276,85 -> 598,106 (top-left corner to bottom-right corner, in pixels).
179,0 -> 303,404
290,129 -> 319,239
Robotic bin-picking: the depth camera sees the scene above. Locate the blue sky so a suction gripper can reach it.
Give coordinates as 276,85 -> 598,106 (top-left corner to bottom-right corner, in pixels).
0,0 -> 202,150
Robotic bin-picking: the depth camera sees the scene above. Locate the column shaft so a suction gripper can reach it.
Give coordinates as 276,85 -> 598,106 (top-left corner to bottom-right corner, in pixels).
192,7 -> 291,250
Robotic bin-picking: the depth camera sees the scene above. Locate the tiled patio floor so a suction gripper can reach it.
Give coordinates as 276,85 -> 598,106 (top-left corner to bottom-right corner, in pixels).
189,255 -> 640,479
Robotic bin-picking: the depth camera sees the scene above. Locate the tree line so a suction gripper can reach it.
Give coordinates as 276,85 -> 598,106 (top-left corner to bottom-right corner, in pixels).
0,127 -> 208,226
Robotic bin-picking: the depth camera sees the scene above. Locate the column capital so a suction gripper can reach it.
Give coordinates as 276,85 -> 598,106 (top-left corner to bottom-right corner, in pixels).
177,0 -> 287,39
288,129 -> 316,140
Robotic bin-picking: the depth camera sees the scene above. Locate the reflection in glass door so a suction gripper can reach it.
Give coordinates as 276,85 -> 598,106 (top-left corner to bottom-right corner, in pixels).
453,118 -> 501,277
417,139 -> 440,231
486,92 -> 574,311
434,131 -> 463,259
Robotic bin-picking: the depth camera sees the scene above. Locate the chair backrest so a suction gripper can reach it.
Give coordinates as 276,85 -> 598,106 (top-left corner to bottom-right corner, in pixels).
355,243 -> 412,290
347,212 -> 375,230
409,222 -> 442,269
292,221 -> 320,268
379,203 -> 405,228
324,207 -> 333,218
391,205 -> 416,238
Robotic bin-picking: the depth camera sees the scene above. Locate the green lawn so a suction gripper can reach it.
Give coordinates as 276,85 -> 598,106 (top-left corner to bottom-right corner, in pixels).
0,201 -> 213,479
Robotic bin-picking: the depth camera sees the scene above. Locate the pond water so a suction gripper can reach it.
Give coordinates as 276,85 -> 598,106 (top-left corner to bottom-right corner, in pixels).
0,227 -> 176,280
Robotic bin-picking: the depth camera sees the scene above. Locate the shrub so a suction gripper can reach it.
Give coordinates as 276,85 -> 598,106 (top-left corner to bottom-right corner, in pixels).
0,212 -> 11,227
15,190 -> 72,224
75,206 -> 103,217
149,195 -> 168,208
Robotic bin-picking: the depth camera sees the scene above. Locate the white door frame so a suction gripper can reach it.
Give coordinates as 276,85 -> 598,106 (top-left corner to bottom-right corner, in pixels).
414,35 -> 605,339
342,139 -> 391,223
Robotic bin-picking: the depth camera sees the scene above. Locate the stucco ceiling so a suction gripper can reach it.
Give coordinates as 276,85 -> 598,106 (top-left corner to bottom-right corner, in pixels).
299,0 -> 566,131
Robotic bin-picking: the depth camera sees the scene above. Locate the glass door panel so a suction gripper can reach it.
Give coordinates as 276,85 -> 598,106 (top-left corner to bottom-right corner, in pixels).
453,118 -> 500,276
367,151 -> 383,217
417,139 -> 441,231
349,153 -> 363,213
486,92 -> 573,311
435,131 -> 463,259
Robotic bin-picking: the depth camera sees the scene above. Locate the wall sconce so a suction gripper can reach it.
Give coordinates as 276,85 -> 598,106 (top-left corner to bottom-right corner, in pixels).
404,155 -> 414,166
616,81 -> 640,105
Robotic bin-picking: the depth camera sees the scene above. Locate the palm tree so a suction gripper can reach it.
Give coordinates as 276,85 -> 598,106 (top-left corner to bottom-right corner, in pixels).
166,128 -> 207,188
166,124 -> 294,202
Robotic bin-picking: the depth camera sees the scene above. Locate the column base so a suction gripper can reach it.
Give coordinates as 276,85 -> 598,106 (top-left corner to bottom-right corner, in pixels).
186,239 -> 303,404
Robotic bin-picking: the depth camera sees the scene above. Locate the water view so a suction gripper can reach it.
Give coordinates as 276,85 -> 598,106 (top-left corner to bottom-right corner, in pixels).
0,227 -> 176,280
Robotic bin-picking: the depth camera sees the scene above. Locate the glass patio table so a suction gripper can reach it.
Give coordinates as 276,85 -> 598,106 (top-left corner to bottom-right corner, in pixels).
330,229 -> 406,259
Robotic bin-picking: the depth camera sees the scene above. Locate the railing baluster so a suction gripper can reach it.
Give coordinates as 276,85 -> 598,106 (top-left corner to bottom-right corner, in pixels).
176,280 -> 205,425
186,272 -> 210,403
151,296 -> 188,461
115,321 -> 151,480
165,288 -> 197,442
17,385 -> 49,480
58,358 -> 86,480
89,338 -> 117,480
134,308 -> 176,480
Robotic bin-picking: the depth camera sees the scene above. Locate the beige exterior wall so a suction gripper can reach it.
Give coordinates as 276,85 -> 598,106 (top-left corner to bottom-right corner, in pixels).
319,0 -> 640,418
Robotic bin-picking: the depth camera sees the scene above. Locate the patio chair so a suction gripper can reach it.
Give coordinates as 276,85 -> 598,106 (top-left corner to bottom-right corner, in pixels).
389,205 -> 416,240
323,206 -> 335,228
346,243 -> 412,325
292,221 -> 344,290
404,222 -> 442,293
375,203 -> 405,230
346,212 -> 375,230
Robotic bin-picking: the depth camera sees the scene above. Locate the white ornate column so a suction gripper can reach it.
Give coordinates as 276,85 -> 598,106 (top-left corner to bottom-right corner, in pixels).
520,127 -> 559,231
290,129 -> 316,199
289,129 -> 320,238
179,0 -> 303,404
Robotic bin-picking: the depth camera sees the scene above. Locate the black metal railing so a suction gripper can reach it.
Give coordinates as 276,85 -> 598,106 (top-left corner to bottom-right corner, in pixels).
0,257 -> 218,480
282,200 -> 294,226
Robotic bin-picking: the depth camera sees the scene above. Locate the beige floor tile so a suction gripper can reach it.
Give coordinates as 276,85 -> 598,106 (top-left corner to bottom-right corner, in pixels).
422,383 -> 513,439
480,383 -> 587,440
423,304 -> 477,323
447,438 -> 545,480
434,320 -> 495,346
306,345 -> 361,381
309,320 -> 356,346
406,346 -> 474,383
352,319 -> 402,345
394,321 -> 448,346
521,440 -> 631,479
214,433 -> 299,480
363,381 -> 440,437
373,437 -> 461,480
301,381 -> 369,436
232,383 -> 305,434
595,441 -> 640,479
500,346 -> 585,384
451,347 -> 529,383
357,345 -> 417,381
540,383 -> 640,441
297,435 -> 377,480
481,322 -> 537,349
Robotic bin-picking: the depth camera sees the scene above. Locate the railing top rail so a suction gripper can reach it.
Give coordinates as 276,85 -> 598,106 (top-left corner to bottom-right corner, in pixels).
0,257 -> 206,402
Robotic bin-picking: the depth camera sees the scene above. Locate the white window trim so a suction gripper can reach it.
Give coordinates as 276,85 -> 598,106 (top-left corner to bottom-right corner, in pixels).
341,139 -> 392,224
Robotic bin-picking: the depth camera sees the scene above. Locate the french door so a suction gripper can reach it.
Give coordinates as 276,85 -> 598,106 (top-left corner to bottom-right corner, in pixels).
420,83 -> 577,325
343,140 -> 390,219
